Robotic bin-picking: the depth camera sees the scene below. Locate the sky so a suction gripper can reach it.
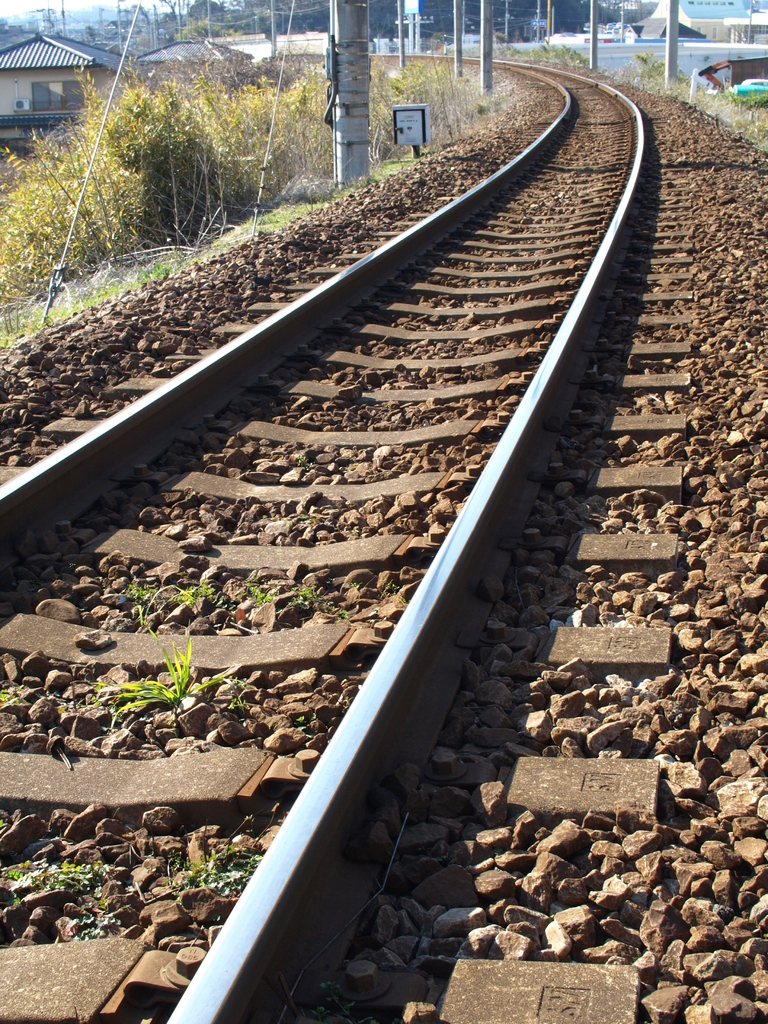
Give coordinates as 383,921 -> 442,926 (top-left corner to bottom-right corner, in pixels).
2,0 -> 117,22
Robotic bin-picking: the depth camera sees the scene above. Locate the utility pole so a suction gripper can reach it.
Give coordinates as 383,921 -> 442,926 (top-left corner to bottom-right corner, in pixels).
398,0 -> 405,65
61,0 -> 66,35
98,6 -> 103,40
408,12 -> 414,51
547,0 -> 551,36
271,0 -> 277,55
454,0 -> 462,73
505,0 -> 508,40
480,0 -> 492,92
620,0 -> 624,40
176,0 -> 181,39
536,0 -> 540,41
749,0 -> 754,42
117,0 -> 123,48
589,0 -> 597,68
415,9 -> 420,51
665,0 -> 679,87
207,0 -> 211,37
331,0 -> 369,183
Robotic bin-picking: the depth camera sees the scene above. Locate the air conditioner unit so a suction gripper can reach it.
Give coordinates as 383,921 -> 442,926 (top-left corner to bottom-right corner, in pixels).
14,99 -> 30,111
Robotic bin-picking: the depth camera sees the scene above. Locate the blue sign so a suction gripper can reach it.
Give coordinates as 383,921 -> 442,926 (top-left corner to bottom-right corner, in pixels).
531,18 -> 546,25
404,0 -> 425,13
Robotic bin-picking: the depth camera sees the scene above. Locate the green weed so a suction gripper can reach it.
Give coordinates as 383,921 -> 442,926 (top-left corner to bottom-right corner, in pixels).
111,634 -> 229,712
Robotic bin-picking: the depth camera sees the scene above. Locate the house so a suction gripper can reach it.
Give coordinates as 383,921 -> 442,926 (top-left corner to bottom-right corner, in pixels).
641,0 -> 751,39
0,34 -> 120,142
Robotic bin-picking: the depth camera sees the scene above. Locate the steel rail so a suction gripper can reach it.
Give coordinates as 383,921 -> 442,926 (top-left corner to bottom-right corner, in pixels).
0,68 -> 568,560
167,69 -> 644,1024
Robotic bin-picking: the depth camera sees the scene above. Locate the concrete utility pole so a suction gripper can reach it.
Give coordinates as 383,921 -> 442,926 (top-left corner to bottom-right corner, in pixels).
415,9 -> 420,51
332,0 -> 369,183
61,0 -> 66,36
271,0 -> 277,56
620,0 -> 624,41
207,0 -> 211,37
665,0 -> 679,87
505,0 -> 508,40
480,0 -> 492,92
117,0 -> 123,48
536,0 -> 541,41
398,0 -> 405,66
454,0 -> 462,72
749,0 -> 754,42
408,12 -> 414,51
590,0 -> 598,68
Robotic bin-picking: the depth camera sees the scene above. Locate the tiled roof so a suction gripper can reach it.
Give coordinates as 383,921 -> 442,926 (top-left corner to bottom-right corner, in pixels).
0,35 -> 121,72
138,40 -> 231,63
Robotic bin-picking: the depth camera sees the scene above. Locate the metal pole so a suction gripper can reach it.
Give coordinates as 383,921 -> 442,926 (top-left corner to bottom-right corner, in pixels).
116,0 -> 123,48
271,0 -> 277,55
454,0 -> 462,72
547,0 -> 551,37
620,0 -> 624,41
480,0 -> 492,92
398,0 -> 405,65
536,0 -> 540,41
749,0 -> 753,42
590,0 -> 597,68
207,0 -> 211,37
176,0 -> 181,39
665,0 -> 678,87
415,8 -> 420,51
408,11 -> 414,51
505,0 -> 508,40
332,0 -> 369,183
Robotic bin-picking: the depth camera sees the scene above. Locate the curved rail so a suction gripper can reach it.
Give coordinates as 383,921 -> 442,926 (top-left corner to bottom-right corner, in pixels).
167,68 -> 644,1024
0,68 -> 569,559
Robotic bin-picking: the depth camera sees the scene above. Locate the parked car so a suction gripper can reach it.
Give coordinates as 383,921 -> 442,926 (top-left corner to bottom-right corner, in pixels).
732,78 -> 768,95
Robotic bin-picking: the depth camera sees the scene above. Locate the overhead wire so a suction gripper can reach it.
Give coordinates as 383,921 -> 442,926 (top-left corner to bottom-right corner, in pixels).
250,0 -> 298,236
41,0 -> 143,323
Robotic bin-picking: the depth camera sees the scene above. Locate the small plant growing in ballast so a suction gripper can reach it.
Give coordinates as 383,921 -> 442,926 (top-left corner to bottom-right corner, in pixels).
111,634 -> 229,713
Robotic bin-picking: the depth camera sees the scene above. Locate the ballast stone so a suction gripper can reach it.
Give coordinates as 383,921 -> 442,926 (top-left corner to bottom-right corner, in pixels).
440,960 -> 639,1024
505,758 -> 659,824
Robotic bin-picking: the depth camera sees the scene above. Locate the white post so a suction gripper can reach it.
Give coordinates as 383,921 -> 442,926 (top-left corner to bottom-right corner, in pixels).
665,0 -> 679,88
590,0 -> 598,68
271,0 -> 277,57
333,0 -> 370,183
408,12 -> 414,51
481,0 -> 492,92
454,0 -> 462,73
689,67 -> 698,101
398,0 -> 405,65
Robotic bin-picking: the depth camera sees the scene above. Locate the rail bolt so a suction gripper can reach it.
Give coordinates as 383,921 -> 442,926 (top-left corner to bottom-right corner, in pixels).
345,960 -> 379,994
175,946 -> 206,980
431,750 -> 459,777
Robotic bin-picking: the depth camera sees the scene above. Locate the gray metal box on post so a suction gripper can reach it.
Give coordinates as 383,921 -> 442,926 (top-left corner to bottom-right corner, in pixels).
332,0 -> 370,184
393,103 -> 431,157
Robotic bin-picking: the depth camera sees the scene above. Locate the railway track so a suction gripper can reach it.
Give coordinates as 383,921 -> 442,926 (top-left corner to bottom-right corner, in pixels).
2,58 -> 753,1024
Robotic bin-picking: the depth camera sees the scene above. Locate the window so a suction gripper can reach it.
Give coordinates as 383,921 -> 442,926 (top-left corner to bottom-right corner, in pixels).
31,80 -> 83,111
